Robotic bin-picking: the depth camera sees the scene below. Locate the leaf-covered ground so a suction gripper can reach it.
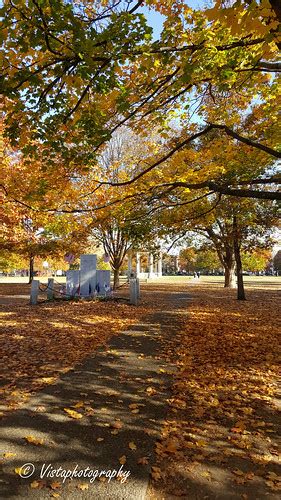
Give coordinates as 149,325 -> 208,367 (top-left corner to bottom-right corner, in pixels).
1,279 -> 280,498
148,282 -> 280,499
0,283 -> 147,414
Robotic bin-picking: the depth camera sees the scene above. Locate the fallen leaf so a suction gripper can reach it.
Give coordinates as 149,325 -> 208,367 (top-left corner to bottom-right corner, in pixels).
151,466 -> 162,481
63,408 -> 83,419
72,401 -> 84,409
35,406 -> 46,412
50,481 -> 61,490
3,452 -> 16,458
146,387 -> 157,395
232,469 -> 244,476
30,481 -> 41,489
24,435 -> 44,446
138,457 -> 149,465
78,483 -> 89,490
111,420 -> 123,429
119,455 -> 127,464
15,467 -> 24,476
129,441 -> 137,451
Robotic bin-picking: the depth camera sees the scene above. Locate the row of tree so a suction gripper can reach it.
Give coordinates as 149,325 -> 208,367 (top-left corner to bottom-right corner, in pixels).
1,1 -> 280,298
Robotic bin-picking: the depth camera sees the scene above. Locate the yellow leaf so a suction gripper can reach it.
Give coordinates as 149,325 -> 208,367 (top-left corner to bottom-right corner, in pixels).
30,481 -> 40,489
41,377 -> 56,384
146,387 -> 156,395
15,467 -> 23,476
24,435 -> 44,446
72,401 -> 84,408
196,440 -> 207,447
78,483 -> 89,490
128,441 -> 137,451
97,437 -> 104,442
3,452 -> 16,458
119,455 -> 127,464
63,408 -> 83,419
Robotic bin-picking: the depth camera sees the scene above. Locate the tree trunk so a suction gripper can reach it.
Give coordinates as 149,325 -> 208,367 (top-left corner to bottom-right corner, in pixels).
113,267 -> 120,290
233,216 -> 246,300
224,263 -> 236,288
28,256 -> 34,284
223,247 -> 236,288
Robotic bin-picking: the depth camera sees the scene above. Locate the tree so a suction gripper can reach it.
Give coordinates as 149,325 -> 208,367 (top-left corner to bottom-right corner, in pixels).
0,251 -> 27,274
242,249 -> 271,273
179,247 -> 197,273
1,0 -> 280,202
85,128 -> 159,289
196,199 -> 277,298
179,246 -> 221,274
195,248 -> 221,274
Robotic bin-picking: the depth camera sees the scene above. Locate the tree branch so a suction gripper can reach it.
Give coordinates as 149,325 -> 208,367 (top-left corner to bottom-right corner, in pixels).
209,123 -> 281,158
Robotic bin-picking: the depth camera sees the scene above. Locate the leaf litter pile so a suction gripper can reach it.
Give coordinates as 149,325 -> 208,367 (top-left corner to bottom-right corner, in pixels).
149,283 -> 280,499
0,283 -> 147,414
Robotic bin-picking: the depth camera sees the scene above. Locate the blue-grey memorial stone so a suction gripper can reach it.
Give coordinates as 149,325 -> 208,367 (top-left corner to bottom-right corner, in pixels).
80,254 -> 97,297
96,270 -> 111,295
66,270 -> 80,297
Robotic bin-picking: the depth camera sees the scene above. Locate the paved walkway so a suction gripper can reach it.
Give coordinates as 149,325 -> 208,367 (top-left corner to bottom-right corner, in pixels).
0,291 -> 190,499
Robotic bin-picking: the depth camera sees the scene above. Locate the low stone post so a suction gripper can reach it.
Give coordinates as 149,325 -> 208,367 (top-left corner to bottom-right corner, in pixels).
47,278 -> 54,300
30,279 -> 39,305
130,278 -> 138,305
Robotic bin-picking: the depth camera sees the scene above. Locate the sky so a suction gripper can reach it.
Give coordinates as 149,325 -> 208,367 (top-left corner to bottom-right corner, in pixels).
140,0 -> 209,39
